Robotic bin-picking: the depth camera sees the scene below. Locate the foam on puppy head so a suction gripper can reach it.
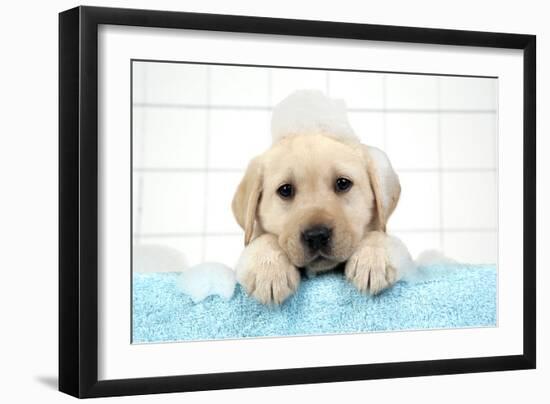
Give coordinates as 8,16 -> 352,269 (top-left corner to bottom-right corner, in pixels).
271,90 -> 359,144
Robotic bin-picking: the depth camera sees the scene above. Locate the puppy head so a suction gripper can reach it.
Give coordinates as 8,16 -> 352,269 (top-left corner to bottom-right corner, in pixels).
232,134 -> 400,272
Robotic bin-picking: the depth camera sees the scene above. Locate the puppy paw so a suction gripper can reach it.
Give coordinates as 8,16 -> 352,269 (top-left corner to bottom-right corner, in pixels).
239,248 -> 300,305
345,244 -> 397,295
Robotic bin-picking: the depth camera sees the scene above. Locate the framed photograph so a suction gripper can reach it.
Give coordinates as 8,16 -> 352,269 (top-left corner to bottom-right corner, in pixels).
59,6 -> 536,398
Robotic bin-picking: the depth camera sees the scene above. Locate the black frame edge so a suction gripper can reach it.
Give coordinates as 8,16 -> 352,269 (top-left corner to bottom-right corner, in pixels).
58,6 -> 80,398
59,5 -> 101,398
59,5 -> 537,398
84,355 -> 532,398
78,4 -> 101,397
82,5 -> 534,48
522,35 -> 536,369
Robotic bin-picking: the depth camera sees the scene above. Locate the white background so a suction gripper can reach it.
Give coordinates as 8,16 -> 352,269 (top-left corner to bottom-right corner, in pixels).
132,62 -> 497,267
0,0 -> 547,403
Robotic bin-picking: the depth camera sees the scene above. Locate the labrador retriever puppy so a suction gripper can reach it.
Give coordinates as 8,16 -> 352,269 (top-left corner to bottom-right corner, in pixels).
232,131 -> 401,305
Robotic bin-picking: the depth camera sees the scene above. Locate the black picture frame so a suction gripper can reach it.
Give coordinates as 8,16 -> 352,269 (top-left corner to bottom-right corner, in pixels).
59,5 -> 536,398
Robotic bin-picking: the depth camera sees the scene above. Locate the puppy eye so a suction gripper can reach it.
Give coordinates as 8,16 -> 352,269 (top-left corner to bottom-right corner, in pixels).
335,177 -> 353,193
277,183 -> 294,199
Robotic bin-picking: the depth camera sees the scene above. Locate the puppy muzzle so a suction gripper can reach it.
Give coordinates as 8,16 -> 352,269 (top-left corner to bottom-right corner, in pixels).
301,225 -> 332,253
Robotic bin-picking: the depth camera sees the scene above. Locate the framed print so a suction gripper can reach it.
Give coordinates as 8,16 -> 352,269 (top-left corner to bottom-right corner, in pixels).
59,5 -> 536,398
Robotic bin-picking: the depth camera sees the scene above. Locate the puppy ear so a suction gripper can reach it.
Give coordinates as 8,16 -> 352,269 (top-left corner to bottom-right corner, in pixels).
362,145 -> 401,232
232,156 -> 264,245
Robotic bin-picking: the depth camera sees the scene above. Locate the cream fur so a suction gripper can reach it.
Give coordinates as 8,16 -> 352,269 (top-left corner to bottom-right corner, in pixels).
232,91 -> 403,304
235,234 -> 300,305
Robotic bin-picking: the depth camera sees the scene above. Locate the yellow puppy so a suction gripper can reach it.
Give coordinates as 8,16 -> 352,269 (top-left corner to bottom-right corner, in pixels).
232,131 -> 401,304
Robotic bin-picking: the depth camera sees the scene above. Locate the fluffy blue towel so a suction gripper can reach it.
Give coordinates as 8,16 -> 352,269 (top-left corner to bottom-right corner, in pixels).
132,264 -> 496,343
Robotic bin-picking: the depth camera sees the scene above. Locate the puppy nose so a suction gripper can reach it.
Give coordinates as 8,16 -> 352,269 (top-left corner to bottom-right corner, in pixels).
302,226 -> 332,251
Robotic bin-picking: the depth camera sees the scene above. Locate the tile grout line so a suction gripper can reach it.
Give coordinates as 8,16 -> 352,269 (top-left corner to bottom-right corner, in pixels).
436,77 -> 445,253
132,167 -> 497,173
132,102 -> 497,114
135,228 -> 499,238
268,69 -> 273,107
134,65 -> 148,245
382,75 -> 388,151
200,67 -> 212,262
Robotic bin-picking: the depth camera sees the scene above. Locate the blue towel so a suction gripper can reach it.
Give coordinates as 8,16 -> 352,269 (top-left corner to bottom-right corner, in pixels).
132,264 -> 496,343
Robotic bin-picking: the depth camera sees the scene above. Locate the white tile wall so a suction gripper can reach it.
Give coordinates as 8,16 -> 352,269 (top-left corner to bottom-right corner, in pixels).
439,77 -> 497,110
205,172 -> 244,234
443,232 -> 497,264
385,113 -> 439,170
392,231 -> 441,261
440,113 -> 497,169
348,112 -> 385,150
137,237 -> 204,268
132,173 -> 142,233
270,68 -> 327,105
328,72 -> 384,109
133,62 -> 209,105
139,172 -> 206,234
204,235 -> 244,266
208,110 -> 271,169
441,172 -> 497,229
385,74 -> 438,110
133,108 -> 208,168
388,172 -> 441,230
210,65 -> 270,107
132,61 -> 498,269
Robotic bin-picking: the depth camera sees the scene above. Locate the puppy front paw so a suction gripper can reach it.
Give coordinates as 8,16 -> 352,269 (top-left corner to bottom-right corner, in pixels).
345,244 -> 396,295
238,240 -> 300,305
